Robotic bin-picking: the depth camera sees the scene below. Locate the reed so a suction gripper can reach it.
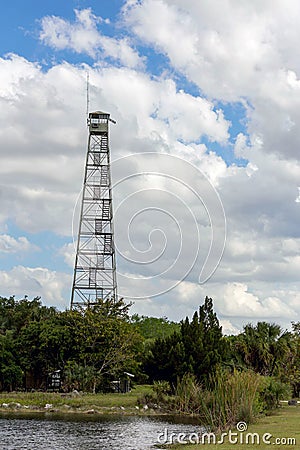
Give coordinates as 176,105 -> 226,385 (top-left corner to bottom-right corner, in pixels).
174,370 -> 262,431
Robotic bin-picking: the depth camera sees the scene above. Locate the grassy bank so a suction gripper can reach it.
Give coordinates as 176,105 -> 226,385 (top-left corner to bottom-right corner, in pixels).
163,405 -> 299,449
0,385 -> 154,415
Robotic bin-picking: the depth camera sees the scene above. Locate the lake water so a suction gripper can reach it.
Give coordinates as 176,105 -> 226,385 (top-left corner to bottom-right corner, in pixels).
0,412 -> 201,450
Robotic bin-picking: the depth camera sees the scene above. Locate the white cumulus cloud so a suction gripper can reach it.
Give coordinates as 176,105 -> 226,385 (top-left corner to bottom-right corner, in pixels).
40,8 -> 144,68
0,265 -> 71,309
123,0 -> 300,160
0,234 -> 38,254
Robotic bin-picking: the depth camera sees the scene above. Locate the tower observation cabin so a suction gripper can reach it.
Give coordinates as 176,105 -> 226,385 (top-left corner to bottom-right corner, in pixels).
89,111 -> 115,134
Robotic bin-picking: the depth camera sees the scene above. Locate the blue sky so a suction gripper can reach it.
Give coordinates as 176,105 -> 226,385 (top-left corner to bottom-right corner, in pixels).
0,1 -> 121,63
0,0 -> 299,332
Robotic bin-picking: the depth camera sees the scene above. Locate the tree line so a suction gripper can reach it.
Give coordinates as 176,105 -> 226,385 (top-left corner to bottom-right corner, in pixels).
0,295 -> 299,398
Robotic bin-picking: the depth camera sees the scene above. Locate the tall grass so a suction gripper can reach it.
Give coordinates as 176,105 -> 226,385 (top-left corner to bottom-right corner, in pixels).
174,373 -> 202,414
205,370 -> 262,430
174,370 -> 262,431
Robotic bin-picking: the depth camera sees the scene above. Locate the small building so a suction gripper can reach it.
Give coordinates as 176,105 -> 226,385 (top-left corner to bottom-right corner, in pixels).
111,372 -> 135,393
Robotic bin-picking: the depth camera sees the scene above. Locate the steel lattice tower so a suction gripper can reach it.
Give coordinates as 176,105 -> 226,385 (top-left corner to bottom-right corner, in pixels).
71,111 -> 117,308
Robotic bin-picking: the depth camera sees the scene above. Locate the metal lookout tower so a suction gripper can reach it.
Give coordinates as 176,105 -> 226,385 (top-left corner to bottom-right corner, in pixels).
71,111 -> 117,308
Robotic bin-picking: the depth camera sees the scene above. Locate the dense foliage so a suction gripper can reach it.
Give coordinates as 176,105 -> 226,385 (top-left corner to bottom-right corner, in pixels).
0,295 -> 299,400
144,297 -> 228,385
0,296 -> 141,392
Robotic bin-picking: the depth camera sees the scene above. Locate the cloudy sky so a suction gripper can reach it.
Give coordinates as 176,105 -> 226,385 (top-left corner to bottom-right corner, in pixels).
0,0 -> 299,333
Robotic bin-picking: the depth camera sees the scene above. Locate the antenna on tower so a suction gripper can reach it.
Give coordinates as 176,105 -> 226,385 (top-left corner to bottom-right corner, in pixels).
86,71 -> 90,118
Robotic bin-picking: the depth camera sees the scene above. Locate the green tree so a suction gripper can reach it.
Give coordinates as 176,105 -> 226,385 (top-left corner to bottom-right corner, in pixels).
0,296 -> 61,390
143,331 -> 184,385
283,322 -> 300,397
131,314 -> 180,340
181,296 -> 227,383
0,331 -> 23,391
0,296 -> 57,333
144,297 -> 227,386
66,298 -> 142,392
233,322 -> 293,377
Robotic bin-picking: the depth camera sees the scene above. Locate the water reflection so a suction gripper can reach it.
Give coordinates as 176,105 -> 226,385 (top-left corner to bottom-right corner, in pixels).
0,413 -> 201,449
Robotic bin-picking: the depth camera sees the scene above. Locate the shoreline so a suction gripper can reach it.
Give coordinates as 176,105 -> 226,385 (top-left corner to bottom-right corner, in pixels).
0,404 -> 171,417
1,391 -> 299,426
0,387 -> 195,420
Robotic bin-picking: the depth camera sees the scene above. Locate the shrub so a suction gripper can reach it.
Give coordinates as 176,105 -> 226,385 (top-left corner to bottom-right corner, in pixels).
152,380 -> 172,402
259,377 -> 292,410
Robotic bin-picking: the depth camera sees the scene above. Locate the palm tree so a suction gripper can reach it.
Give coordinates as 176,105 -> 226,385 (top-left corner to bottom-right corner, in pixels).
234,322 -> 291,377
